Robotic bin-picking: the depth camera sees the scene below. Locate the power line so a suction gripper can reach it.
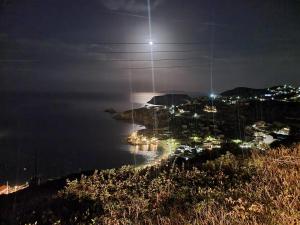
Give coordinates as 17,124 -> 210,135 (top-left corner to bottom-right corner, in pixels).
120,64 -> 210,70
93,49 -> 208,54
94,56 -> 210,62
90,42 -> 209,45
1,56 -> 228,64
147,0 -> 158,137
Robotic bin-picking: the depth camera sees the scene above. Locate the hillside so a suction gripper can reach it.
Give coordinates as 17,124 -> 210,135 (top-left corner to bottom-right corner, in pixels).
1,145 -> 299,225
147,94 -> 191,106
221,87 -> 267,97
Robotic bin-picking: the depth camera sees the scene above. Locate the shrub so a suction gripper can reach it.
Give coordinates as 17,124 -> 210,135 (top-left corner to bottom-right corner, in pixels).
23,145 -> 300,225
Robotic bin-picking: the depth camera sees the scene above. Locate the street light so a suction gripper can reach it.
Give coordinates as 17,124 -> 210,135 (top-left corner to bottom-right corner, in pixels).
210,93 -> 216,99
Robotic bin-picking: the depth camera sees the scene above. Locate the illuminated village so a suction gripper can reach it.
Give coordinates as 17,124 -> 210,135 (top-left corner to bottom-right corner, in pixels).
123,84 -> 300,163
0,183 -> 28,196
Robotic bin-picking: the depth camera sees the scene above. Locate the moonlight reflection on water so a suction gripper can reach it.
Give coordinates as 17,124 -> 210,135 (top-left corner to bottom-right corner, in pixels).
0,94 -> 161,184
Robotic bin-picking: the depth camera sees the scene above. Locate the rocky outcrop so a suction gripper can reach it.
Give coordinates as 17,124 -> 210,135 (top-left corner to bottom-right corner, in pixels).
104,108 -> 117,114
147,94 -> 191,106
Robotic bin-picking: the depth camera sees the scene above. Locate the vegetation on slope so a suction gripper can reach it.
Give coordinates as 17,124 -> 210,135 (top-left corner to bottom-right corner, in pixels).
10,145 -> 300,224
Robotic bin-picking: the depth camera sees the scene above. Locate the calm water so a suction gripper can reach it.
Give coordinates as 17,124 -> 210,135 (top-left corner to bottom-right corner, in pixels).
0,92 -> 161,185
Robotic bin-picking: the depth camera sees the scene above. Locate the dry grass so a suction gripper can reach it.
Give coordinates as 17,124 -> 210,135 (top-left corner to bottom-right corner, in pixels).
24,145 -> 300,225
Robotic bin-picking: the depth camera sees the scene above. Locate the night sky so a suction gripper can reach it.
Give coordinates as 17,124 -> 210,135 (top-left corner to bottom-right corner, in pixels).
1,0 -> 300,96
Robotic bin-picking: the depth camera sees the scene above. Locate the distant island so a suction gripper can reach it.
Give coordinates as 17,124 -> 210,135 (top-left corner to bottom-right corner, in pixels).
104,108 -> 117,114
147,93 -> 191,106
220,87 -> 267,97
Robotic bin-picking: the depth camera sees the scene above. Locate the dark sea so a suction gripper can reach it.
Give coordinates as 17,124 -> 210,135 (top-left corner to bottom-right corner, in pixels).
0,92 -> 160,185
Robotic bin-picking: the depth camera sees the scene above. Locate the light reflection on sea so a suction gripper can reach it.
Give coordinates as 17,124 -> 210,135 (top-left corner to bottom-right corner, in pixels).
128,145 -> 159,163
121,124 -> 161,165
0,93 -> 157,185
0,92 -> 166,184
131,92 -> 164,105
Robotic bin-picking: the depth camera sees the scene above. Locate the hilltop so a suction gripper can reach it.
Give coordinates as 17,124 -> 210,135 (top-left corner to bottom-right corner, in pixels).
221,87 -> 267,97
220,85 -> 300,100
147,94 -> 191,106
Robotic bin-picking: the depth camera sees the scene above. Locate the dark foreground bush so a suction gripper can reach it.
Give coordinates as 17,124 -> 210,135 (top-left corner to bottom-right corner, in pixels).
17,145 -> 300,224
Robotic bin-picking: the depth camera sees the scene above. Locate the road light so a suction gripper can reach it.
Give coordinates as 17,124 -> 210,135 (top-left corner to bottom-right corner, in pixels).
210,93 -> 216,99
148,40 -> 153,45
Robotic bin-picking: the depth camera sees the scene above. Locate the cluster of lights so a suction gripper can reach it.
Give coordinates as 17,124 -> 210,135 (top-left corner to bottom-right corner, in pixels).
190,136 -> 201,142
210,93 -> 217,99
242,122 -> 291,151
169,105 -> 176,114
239,142 -> 253,149
128,132 -> 158,146
232,139 -> 242,144
202,136 -> 222,150
222,85 -> 300,104
0,183 -> 29,195
203,105 -> 217,113
273,127 -> 290,136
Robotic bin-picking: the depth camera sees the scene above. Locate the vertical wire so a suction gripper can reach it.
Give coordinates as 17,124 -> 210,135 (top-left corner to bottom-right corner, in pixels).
210,4 -> 216,134
237,101 -> 242,139
237,100 -> 244,158
147,0 -> 158,137
128,54 -> 135,131
147,0 -> 159,175
128,64 -> 137,166
122,11 -> 137,167
210,25 -> 215,98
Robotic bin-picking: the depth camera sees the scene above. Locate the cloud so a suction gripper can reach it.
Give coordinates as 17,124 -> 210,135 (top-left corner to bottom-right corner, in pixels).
99,0 -> 165,13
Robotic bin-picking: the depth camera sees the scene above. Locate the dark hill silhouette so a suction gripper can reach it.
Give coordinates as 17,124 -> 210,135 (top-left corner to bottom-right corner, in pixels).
221,87 -> 267,97
147,94 -> 191,106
